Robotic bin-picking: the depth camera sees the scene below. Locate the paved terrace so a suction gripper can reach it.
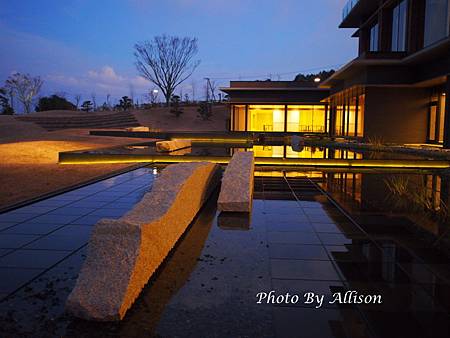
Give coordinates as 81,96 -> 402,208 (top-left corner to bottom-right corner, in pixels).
0,167 -> 449,337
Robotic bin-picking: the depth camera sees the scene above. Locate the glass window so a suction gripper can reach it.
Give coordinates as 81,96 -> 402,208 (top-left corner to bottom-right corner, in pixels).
439,93 -> 446,142
232,105 -> 246,131
369,23 -> 379,52
391,0 -> 408,51
357,94 -> 365,137
335,104 -> 343,135
247,105 -> 285,132
424,0 -> 450,47
428,91 -> 447,143
348,97 -> 357,136
429,105 -> 437,141
287,105 -> 326,133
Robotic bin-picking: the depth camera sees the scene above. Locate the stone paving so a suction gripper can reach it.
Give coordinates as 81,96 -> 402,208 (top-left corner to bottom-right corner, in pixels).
0,167 -> 449,337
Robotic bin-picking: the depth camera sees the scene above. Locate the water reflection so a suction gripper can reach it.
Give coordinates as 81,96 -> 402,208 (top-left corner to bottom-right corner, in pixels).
217,212 -> 251,230
321,172 -> 449,232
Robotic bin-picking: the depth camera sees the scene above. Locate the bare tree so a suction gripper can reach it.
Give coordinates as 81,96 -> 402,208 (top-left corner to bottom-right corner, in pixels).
74,94 -> 82,109
134,35 -> 200,106
145,87 -> 159,105
5,73 -> 43,114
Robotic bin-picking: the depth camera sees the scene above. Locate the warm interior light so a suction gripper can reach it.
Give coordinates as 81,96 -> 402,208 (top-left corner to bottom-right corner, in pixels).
273,109 -> 284,131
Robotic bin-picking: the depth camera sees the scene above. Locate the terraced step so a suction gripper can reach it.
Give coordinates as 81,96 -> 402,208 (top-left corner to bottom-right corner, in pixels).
15,112 -> 140,131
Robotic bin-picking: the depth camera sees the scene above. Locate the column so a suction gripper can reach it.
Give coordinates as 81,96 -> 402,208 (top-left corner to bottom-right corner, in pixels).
443,77 -> 450,148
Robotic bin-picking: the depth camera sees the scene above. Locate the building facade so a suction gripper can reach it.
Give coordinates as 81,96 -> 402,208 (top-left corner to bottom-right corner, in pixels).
221,81 -> 330,134
323,0 -> 450,146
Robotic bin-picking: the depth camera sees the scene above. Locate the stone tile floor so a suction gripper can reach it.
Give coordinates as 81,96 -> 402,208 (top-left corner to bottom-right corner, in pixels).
0,167 -> 155,298
0,168 -> 449,337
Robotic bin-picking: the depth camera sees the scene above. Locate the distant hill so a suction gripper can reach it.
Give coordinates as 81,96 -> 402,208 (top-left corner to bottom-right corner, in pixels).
294,70 -> 335,83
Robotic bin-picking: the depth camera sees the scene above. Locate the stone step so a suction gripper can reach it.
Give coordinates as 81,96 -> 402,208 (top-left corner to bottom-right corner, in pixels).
16,112 -> 140,131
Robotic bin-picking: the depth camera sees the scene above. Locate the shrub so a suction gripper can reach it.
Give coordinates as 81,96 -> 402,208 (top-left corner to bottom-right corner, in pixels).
81,100 -> 93,112
118,96 -> 133,111
169,95 -> 184,117
35,94 -> 75,111
197,101 -> 212,120
0,88 -> 15,115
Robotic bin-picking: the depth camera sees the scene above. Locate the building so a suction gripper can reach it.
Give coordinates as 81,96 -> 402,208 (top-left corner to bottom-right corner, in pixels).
222,0 -> 449,147
322,0 -> 450,146
221,81 -> 330,134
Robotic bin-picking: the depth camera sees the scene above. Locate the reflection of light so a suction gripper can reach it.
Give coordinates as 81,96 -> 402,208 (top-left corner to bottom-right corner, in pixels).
289,110 -> 299,124
273,110 -> 284,121
153,168 -> 158,175
59,156 -> 450,169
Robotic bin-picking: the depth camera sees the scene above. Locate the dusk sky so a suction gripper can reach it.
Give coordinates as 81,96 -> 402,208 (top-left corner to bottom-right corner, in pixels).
0,0 -> 356,104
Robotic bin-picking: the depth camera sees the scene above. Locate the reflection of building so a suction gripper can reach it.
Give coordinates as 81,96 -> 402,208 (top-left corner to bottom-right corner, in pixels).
221,81 -> 330,133
321,171 -> 449,237
323,0 -> 450,146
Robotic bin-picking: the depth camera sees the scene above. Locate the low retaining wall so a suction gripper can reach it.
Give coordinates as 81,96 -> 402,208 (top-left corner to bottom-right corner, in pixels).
156,139 -> 192,152
66,162 -> 221,321
218,151 -> 255,213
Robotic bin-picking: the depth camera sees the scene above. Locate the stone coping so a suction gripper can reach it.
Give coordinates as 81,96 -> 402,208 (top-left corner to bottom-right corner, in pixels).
156,139 -> 192,152
218,151 -> 255,213
66,162 -> 221,321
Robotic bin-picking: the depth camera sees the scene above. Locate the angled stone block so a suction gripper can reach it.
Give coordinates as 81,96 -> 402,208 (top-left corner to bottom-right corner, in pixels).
218,151 -> 254,213
156,139 -> 192,152
66,162 -> 220,321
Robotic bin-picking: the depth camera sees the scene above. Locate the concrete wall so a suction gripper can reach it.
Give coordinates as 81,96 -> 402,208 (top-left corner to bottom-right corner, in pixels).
364,87 -> 429,143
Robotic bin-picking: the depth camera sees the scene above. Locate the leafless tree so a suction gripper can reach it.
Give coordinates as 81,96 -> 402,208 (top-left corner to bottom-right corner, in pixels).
5,73 -> 43,114
145,87 -> 159,105
134,35 -> 200,106
74,94 -> 82,109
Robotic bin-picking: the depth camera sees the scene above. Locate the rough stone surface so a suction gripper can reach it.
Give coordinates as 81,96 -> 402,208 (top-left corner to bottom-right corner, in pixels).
218,151 -> 254,213
65,162 -> 221,321
156,139 -> 192,152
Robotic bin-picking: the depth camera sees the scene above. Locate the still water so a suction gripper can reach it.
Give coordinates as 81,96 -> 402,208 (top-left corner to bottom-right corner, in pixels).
0,166 -> 450,337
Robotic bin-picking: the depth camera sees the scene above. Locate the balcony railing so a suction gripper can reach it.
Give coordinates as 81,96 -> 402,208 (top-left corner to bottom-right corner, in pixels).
342,0 -> 360,21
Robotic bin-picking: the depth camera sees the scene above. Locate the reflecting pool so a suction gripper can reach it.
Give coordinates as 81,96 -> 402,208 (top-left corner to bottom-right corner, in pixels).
1,166 -> 450,337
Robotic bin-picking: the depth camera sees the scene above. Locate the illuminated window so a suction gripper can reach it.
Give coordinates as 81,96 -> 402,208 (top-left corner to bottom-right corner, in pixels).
428,90 -> 447,143
287,105 -> 326,133
335,104 -> 343,135
247,105 -> 285,132
357,94 -> 365,137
